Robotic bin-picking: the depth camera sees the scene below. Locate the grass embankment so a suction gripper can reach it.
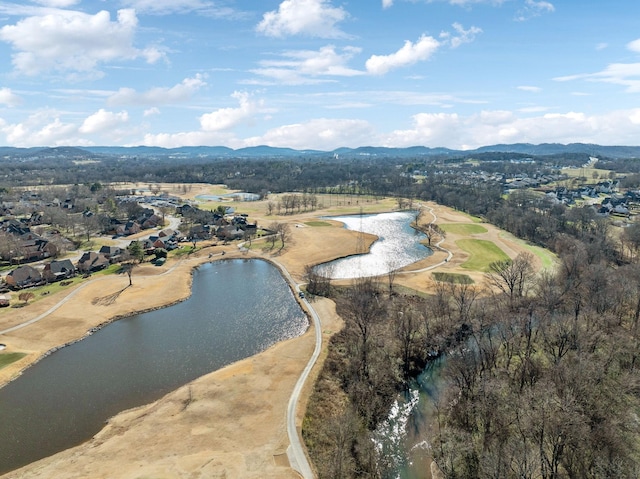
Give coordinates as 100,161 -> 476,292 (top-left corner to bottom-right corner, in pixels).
171,245 -> 196,257
500,233 -> 559,271
305,221 -> 332,227
0,279 -> 81,310
196,185 -> 234,196
457,239 -> 510,272
432,272 -> 475,284
439,223 -> 488,235
0,353 -> 27,370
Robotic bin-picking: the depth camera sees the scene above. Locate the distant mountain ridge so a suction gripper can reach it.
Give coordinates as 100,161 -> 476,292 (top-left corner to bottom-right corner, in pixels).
2,143 -> 640,159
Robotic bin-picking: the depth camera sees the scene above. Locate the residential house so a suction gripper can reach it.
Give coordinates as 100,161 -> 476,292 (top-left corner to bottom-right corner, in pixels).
5,265 -> 43,289
42,259 -> 76,283
244,222 -> 257,235
3,219 -> 30,236
141,214 -> 163,229
99,245 -> 123,262
613,204 -> 631,216
215,225 -> 245,241
176,204 -> 194,216
151,236 -> 170,250
19,237 -> 57,262
77,252 -> 110,273
115,221 -> 142,237
188,224 -> 211,241
141,237 -> 156,254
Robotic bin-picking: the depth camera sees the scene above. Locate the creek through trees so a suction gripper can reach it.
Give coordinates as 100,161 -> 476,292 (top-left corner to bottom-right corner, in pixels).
318,211 -> 437,478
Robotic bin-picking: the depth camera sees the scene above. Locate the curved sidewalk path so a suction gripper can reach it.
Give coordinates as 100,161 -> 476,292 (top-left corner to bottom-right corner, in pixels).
398,204 -> 453,275
286,290 -> 320,479
0,276 -> 109,336
252,254 -> 319,479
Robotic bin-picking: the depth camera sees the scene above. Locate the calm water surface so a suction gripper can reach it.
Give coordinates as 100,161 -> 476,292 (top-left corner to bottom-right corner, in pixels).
0,259 -> 307,474
315,211 -> 432,279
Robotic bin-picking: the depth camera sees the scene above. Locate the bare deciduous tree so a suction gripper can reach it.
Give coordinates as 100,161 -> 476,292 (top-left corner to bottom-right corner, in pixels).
486,252 -> 535,308
18,292 -> 35,304
305,264 -> 332,297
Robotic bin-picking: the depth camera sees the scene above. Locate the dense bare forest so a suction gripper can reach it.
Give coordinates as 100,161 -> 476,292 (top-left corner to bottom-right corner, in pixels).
304,240 -> 640,478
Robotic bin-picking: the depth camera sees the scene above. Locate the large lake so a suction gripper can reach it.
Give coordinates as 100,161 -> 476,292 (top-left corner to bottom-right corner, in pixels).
314,211 -> 432,279
0,259 -> 307,475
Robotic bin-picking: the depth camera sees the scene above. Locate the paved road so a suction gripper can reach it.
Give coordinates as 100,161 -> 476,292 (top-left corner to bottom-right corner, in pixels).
259,257 -> 319,478
286,291 -> 321,479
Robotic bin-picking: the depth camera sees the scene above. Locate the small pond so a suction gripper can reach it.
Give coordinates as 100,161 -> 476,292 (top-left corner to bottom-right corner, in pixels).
0,259 -> 307,474
196,192 -> 260,202
314,211 -> 432,279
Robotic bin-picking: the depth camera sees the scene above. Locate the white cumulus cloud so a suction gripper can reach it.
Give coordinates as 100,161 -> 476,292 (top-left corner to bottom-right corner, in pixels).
250,46 -> 363,84
0,87 -> 21,107
31,0 -> 80,6
555,62 -> 640,93
244,118 -> 376,150
515,0 -> 555,21
628,39 -> 640,53
449,0 -> 506,4
366,34 -> 440,75
383,108 -> 640,149
256,0 -> 349,39
446,23 -> 482,48
79,109 -> 129,135
518,85 -> 542,93
0,9 -> 165,76
200,91 -> 263,132
108,75 -> 207,106
1,109 -> 79,147
120,0 -> 238,17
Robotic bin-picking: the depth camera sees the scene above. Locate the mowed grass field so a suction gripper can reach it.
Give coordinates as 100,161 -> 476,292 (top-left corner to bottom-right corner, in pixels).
305,221 -> 333,227
432,272 -> 475,284
440,223 -> 488,235
500,232 -> 558,271
0,352 -> 26,370
457,239 -> 510,272
195,193 -> 396,218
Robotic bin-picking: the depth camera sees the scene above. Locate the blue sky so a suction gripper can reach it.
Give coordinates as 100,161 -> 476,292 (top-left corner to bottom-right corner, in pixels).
0,0 -> 638,150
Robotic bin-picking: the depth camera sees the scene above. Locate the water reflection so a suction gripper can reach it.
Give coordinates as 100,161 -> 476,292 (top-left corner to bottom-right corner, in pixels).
315,211 -> 432,279
0,259 -> 307,474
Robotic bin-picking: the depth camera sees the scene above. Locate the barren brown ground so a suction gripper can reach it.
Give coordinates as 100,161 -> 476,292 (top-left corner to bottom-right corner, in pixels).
0,195 -> 544,479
